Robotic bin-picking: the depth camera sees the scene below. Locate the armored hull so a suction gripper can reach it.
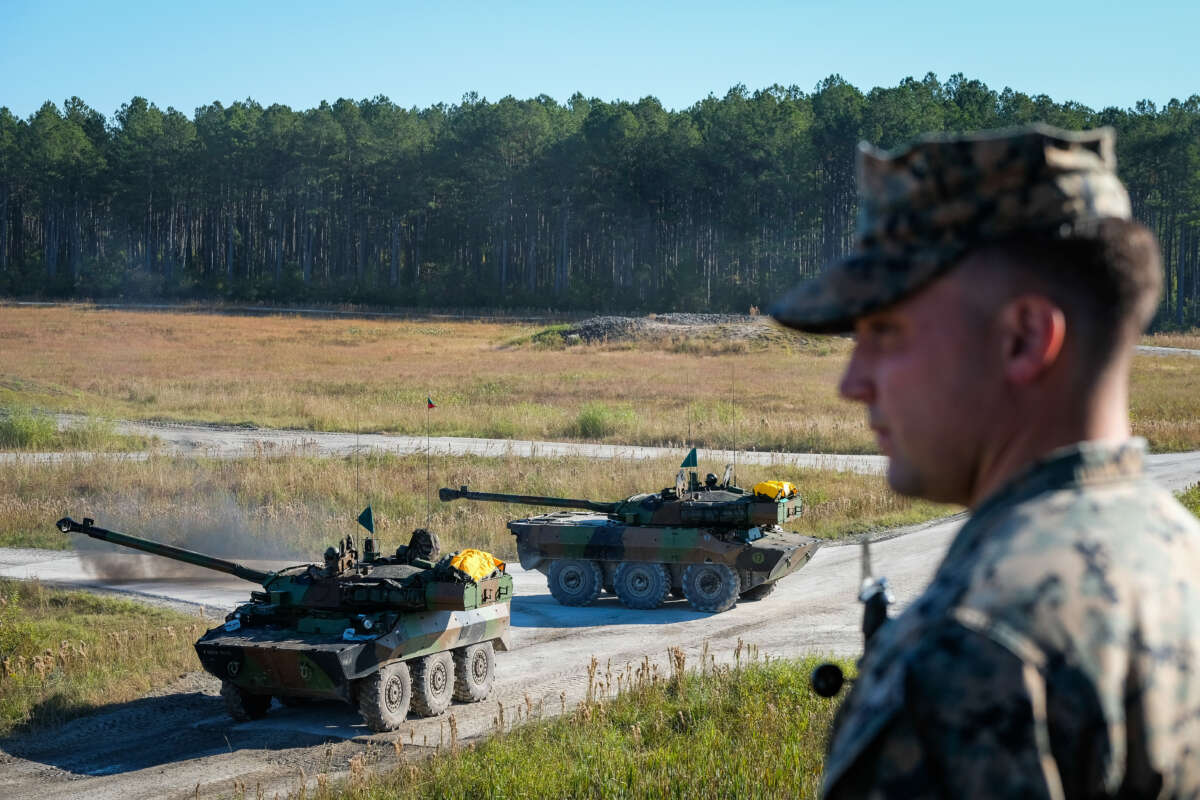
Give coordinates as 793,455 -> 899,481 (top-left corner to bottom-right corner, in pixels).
196,603 -> 511,702
509,510 -> 820,611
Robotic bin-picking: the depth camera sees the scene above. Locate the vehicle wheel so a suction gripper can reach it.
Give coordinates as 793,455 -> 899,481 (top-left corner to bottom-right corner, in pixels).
221,680 -> 271,721
547,559 -> 603,606
452,641 -> 495,703
740,582 -> 777,601
356,660 -> 412,732
681,563 -> 740,613
613,562 -> 671,609
411,651 -> 454,717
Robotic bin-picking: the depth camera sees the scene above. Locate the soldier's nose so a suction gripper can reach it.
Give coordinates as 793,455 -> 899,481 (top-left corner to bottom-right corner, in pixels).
838,354 -> 875,404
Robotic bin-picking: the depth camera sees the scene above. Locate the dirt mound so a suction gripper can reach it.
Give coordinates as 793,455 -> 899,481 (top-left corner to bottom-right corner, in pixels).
556,314 -> 782,346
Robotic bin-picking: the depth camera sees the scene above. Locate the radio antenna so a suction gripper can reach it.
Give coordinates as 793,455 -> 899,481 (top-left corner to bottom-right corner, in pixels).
425,396 -> 436,527
354,402 -> 361,555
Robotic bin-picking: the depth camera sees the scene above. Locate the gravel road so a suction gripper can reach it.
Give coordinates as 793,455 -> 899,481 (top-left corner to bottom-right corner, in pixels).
4,419 -> 890,474
1136,344 -> 1200,358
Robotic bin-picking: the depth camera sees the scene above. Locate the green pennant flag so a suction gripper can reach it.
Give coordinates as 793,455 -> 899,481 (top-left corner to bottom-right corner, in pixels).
680,447 -> 698,469
356,505 -> 375,534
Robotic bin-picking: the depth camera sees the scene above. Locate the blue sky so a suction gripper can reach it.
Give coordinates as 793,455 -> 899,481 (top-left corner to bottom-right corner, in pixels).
2,0 -> 1196,120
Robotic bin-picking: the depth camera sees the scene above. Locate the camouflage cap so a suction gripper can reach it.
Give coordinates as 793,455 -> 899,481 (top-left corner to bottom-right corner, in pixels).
770,124 -> 1132,333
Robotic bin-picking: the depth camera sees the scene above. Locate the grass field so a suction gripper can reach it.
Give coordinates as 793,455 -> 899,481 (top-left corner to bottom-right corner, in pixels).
2,306 -> 1196,454
0,578 -> 209,736
1143,329 -> 1200,350
0,307 -> 864,454
302,652 -> 850,800
1,451 -> 952,555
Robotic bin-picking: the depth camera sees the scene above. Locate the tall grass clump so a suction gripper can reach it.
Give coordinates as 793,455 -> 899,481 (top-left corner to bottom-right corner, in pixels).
1180,482 -> 1200,518
58,415 -> 123,450
310,649 -> 851,800
0,579 -> 208,735
0,407 -> 57,449
503,323 -> 573,349
0,407 -> 150,453
566,402 -> 636,439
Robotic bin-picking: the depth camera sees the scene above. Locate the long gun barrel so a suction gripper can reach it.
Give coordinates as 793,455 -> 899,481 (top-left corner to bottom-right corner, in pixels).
56,516 -> 273,585
438,486 -> 618,514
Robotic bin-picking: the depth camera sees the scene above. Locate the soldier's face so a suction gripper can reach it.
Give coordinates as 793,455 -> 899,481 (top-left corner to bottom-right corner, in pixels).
839,270 -> 998,505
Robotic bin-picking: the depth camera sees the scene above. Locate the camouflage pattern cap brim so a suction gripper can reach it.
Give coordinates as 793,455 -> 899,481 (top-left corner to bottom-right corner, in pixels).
771,124 -> 1133,333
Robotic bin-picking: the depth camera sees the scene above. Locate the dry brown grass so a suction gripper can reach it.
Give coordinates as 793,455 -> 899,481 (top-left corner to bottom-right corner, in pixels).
1130,354 -> 1200,452
2,306 -> 1196,454
1142,329 -> 1200,350
0,306 -> 867,454
1,451 -> 952,556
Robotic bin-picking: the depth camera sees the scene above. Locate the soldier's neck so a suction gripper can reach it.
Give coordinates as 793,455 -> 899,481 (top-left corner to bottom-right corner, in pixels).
967,363 -> 1132,509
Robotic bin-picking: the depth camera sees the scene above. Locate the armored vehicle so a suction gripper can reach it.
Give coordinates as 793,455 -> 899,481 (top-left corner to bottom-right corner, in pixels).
439,462 -> 821,613
55,516 -> 512,732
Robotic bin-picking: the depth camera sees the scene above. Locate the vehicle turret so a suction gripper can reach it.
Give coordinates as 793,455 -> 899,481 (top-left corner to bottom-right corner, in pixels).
440,476 -> 802,529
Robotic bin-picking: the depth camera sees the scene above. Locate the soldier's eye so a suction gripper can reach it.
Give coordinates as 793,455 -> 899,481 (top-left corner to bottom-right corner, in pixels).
866,320 -> 897,338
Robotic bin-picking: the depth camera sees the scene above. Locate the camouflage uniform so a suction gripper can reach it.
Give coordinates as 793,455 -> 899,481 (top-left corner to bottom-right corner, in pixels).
822,440 -> 1200,798
770,125 -> 1200,798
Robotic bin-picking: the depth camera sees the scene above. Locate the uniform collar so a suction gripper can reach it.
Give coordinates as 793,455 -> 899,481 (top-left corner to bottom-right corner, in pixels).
972,438 -> 1146,518
943,438 -> 1146,570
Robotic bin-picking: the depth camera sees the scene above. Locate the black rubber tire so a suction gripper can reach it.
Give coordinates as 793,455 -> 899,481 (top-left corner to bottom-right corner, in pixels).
411,651 -> 454,717
452,641 -> 495,703
547,559 -> 604,606
613,562 -> 671,609
221,680 -> 271,721
740,582 -> 777,601
356,660 -> 412,732
681,563 -> 741,613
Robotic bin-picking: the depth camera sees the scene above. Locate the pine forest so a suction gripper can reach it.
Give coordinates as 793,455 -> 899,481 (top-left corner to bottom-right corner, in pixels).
1,74 -> 1198,325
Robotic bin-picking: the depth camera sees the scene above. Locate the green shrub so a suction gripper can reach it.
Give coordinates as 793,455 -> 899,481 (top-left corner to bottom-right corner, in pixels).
59,415 -> 120,450
568,402 -> 636,439
0,407 -> 57,449
0,408 -> 143,452
1180,482 -> 1200,518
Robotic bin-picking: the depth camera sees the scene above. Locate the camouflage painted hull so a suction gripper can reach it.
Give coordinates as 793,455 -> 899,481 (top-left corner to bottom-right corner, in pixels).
509,513 -> 822,593
195,603 -> 511,701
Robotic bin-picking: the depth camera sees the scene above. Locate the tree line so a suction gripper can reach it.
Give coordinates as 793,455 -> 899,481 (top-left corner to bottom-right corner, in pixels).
1,74 -> 1198,326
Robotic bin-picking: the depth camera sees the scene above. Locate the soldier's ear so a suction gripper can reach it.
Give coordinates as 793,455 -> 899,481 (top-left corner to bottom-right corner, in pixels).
998,295 -> 1066,385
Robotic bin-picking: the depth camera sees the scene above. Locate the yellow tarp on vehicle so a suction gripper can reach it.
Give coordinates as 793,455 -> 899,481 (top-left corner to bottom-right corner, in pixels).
753,480 -> 796,500
449,549 -> 506,581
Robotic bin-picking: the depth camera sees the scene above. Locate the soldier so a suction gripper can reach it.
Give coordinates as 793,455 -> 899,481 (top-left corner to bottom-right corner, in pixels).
771,125 -> 1200,798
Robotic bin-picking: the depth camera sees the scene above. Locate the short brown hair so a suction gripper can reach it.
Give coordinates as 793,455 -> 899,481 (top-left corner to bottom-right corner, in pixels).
970,219 -> 1163,366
